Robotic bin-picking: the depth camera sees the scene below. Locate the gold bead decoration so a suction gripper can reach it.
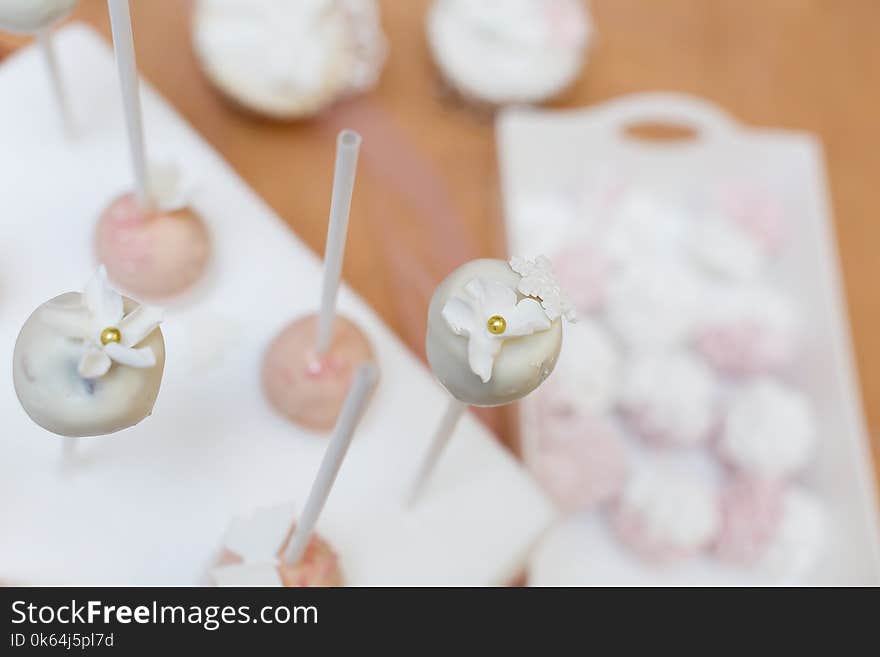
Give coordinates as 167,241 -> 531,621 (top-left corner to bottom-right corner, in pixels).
487,315 -> 507,335
100,327 -> 122,345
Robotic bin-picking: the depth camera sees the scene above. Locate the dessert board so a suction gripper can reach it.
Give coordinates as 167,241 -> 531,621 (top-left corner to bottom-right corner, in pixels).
499,93 -> 880,585
0,24 -> 555,585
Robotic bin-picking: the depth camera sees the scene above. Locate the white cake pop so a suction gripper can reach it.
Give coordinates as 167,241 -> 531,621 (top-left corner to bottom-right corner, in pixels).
688,213 -> 766,281
411,255 -> 574,502
618,350 -> 720,447
718,379 -> 817,480
694,284 -> 799,377
611,466 -> 721,563
426,256 -> 573,407
192,0 -> 387,120
426,0 -> 591,106
0,0 -> 75,33
13,266 -> 165,437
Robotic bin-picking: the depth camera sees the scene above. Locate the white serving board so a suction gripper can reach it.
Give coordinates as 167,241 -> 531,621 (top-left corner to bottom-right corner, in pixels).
499,93 -> 880,585
0,25 -> 555,586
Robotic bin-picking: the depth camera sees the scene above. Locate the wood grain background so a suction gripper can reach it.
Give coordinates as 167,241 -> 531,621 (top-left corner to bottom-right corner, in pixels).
2,0 -> 878,484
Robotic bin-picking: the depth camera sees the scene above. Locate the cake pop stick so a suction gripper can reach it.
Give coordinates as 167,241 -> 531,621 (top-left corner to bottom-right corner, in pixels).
262,130 -> 377,432
212,363 -> 378,587
409,256 -> 575,503
106,0 -> 148,206
407,398 -> 465,504
96,0 -> 210,299
316,130 -> 361,355
0,1 -> 77,135
284,362 -> 378,563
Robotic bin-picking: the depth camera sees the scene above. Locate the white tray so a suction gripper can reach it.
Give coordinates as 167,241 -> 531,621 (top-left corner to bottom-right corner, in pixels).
499,93 -> 880,585
0,24 -> 554,585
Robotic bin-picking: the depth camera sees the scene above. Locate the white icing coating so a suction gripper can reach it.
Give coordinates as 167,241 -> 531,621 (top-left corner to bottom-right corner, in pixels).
719,379 -> 816,479
192,0 -> 387,119
619,351 -> 719,447
758,487 -> 826,579
12,270 -> 165,437
543,319 -> 619,415
615,466 -> 721,557
0,0 -> 75,34
426,0 -> 591,105
427,259 -> 562,407
605,259 -> 702,348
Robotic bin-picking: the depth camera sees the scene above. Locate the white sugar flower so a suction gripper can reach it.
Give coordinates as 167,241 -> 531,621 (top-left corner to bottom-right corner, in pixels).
509,255 -> 576,322
39,266 -> 163,380
212,504 -> 297,587
442,277 -> 551,383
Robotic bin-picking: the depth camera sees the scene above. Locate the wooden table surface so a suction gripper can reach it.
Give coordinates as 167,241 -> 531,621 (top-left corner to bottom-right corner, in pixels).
2,1 -> 878,481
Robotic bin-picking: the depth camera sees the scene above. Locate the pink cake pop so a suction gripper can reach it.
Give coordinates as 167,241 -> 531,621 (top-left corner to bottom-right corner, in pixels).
262,130 -> 375,432
610,466 -> 721,563
716,182 -> 788,254
694,285 -> 799,377
528,403 -> 629,512
96,0 -> 210,300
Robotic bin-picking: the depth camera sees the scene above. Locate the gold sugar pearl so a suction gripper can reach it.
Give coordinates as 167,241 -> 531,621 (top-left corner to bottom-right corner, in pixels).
487,315 -> 507,335
100,327 -> 122,345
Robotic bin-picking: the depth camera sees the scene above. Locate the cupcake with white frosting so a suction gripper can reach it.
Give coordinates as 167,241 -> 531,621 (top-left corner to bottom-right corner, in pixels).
192,0 -> 387,120
426,0 -> 591,106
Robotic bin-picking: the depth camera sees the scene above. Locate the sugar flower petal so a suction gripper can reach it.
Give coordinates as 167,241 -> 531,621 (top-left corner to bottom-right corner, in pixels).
78,348 -> 112,379
441,296 -> 478,337
84,266 -> 124,328
464,277 -> 518,318
504,297 -> 552,336
119,305 -> 164,347
468,331 -> 503,383
104,343 -> 156,369
510,255 -> 577,322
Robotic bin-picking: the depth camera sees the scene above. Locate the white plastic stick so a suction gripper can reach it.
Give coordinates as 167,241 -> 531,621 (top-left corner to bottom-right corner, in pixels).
284,362 -> 378,564
407,397 -> 467,506
37,29 -> 73,137
315,130 -> 362,355
107,0 -> 150,208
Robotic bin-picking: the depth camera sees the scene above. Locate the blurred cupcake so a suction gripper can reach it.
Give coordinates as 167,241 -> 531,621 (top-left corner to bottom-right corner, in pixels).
619,351 -> 720,448
426,0 -> 591,106
528,409 -> 629,512
694,285 -> 799,377
192,0 -> 387,120
611,466 -> 720,563
718,379 -> 816,480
